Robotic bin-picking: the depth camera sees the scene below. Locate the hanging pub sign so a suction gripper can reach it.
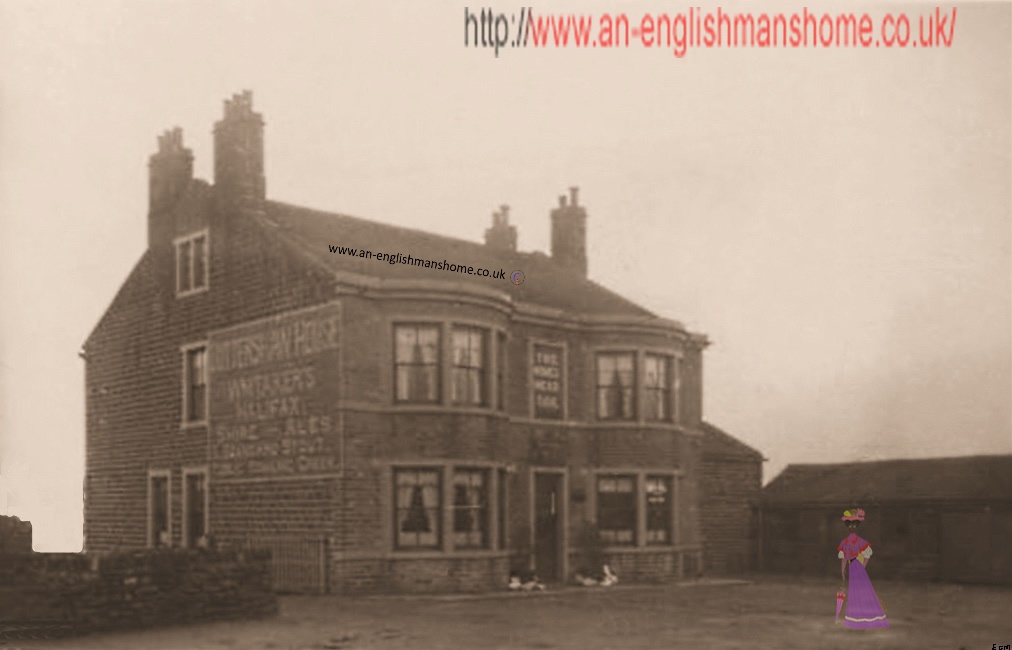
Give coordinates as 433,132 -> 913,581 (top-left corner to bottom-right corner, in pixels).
532,343 -> 563,419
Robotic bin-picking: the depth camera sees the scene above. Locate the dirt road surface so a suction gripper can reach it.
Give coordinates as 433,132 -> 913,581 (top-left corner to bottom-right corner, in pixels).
4,576 -> 1009,649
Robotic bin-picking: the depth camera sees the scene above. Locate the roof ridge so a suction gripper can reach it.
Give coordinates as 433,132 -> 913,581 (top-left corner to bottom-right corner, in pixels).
781,453 -> 1012,470
263,198 -> 664,320
265,199 -> 539,260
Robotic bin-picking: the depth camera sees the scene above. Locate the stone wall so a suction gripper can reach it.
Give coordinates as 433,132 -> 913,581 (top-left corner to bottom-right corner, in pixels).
0,515 -> 32,554
84,182 -> 336,553
0,548 -> 277,638
700,457 -> 761,575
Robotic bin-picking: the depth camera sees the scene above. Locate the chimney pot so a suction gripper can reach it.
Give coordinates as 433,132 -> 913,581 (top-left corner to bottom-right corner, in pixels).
569,186 -> 579,206
558,195 -> 567,207
148,125 -> 194,244
214,90 -> 266,204
485,203 -> 518,252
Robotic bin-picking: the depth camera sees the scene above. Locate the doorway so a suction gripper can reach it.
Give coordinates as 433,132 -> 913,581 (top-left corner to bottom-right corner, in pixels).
533,471 -> 565,582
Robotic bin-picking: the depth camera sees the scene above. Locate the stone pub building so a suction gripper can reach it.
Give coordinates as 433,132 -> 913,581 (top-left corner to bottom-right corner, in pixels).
83,91 -> 746,594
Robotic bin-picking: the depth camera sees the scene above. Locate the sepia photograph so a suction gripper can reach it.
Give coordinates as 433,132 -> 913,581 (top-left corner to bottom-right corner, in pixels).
0,1 -> 1010,648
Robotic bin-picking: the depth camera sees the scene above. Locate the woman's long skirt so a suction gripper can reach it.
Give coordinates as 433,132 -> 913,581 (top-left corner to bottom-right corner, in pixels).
844,559 -> 890,629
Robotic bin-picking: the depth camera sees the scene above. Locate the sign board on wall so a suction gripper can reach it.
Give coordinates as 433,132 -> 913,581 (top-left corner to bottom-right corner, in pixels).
208,302 -> 342,481
532,343 -> 563,419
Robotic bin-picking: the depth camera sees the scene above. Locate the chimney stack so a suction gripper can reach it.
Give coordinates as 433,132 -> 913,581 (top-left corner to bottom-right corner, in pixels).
484,203 -> 518,252
213,90 -> 266,209
147,126 -> 193,247
550,185 -> 588,277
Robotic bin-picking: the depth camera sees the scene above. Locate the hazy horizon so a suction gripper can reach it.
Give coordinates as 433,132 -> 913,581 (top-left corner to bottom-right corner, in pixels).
1,0 -> 1009,551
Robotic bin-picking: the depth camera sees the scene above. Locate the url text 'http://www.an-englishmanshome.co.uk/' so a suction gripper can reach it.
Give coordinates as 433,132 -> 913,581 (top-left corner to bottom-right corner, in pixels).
465,6 -> 958,58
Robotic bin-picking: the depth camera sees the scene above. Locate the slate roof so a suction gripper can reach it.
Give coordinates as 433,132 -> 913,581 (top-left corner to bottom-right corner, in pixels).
83,251 -> 155,350
763,455 -> 1012,505
700,421 -> 764,461
263,200 -> 660,319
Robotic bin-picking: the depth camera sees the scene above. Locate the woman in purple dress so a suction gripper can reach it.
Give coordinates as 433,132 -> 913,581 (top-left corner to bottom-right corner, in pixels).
838,508 -> 889,629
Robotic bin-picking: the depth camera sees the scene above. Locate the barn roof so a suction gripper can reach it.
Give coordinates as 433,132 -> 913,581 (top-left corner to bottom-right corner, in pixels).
763,455 -> 1012,505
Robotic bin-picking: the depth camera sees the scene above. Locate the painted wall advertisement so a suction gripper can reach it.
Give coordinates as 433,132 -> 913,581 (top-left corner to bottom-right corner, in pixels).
208,302 -> 342,481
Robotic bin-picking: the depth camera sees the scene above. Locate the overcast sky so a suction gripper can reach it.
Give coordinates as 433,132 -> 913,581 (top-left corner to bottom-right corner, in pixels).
1,0 -> 1009,551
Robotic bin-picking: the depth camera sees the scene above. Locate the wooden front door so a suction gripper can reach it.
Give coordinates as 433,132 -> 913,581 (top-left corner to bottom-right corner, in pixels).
534,473 -> 563,582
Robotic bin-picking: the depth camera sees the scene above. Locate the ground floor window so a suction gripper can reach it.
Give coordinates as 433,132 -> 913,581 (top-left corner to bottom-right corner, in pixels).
394,468 -> 442,549
393,464 -> 505,552
595,471 -> 679,548
498,468 -> 508,551
452,469 -> 489,548
597,475 -> 636,545
148,471 -> 170,548
645,476 -> 673,544
183,469 -> 208,548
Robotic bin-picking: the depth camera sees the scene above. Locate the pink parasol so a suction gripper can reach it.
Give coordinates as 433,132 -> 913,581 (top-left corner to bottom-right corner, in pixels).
835,588 -> 846,623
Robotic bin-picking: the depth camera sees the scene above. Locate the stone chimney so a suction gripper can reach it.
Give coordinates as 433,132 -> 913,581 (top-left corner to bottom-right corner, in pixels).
148,126 -> 193,247
550,186 -> 587,277
149,127 -> 193,212
484,204 -> 518,252
213,90 -> 266,208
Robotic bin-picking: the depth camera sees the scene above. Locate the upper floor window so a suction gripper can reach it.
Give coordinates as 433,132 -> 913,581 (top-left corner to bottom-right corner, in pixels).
176,231 -> 208,296
644,354 -> 674,422
596,352 -> 635,420
451,326 -> 487,406
394,324 -> 441,403
496,332 -> 507,411
183,346 -> 207,424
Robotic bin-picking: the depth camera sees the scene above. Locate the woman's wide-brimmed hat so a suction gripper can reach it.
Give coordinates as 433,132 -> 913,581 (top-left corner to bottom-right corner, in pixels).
841,508 -> 866,522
